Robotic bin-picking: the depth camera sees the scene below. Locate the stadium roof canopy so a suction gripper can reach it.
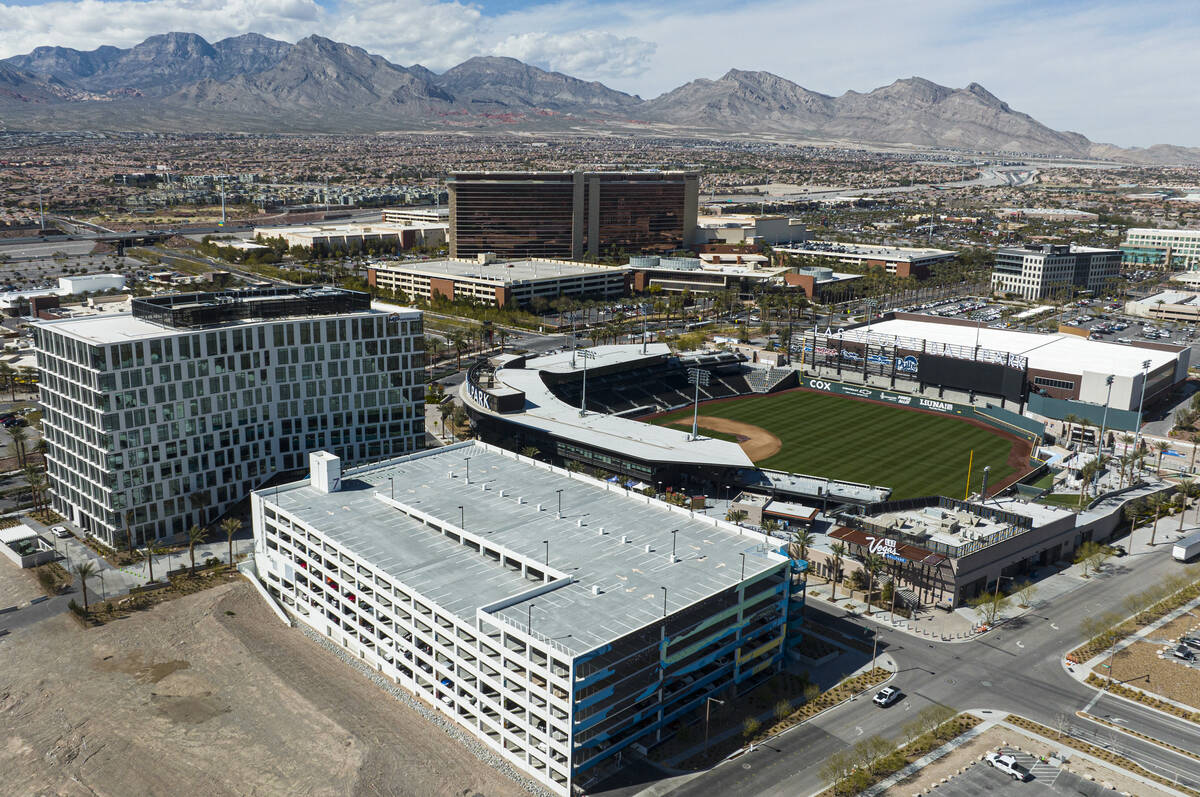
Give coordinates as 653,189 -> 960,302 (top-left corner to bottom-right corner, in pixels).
466,343 -> 754,469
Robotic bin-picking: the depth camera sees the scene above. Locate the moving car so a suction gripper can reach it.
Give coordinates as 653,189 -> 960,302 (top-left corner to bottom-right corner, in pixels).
985,752 -> 1032,781
872,686 -> 901,707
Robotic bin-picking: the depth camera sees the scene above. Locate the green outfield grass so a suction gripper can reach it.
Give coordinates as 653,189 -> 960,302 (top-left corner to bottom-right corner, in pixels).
652,390 -> 1022,499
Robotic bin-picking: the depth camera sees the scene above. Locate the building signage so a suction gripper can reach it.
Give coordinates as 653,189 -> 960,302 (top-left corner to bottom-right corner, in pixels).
864,535 -> 908,563
918,398 -> 955,413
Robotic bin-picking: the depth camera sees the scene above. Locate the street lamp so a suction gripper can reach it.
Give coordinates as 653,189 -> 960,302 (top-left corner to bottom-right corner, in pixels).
670,529 -> 678,561
739,552 -> 746,580
578,349 -> 596,415
704,696 -> 726,756
1132,359 -> 1152,478
528,602 -> 535,632
387,476 -> 394,500
464,456 -> 471,484
556,489 -> 563,518
687,367 -> 711,441
661,586 -> 668,617
458,505 -> 464,530
543,539 -> 549,566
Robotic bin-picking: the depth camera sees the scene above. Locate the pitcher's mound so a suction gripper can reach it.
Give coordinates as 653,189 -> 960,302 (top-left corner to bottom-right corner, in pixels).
670,416 -> 782,460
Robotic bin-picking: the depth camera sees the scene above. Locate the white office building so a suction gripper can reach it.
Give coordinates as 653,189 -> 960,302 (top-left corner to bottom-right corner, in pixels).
1121,227 -> 1200,270
252,442 -> 799,795
990,244 -> 1120,300
34,287 -> 424,547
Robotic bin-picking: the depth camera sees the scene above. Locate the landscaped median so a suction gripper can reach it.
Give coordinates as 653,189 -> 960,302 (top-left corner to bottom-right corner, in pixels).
815,709 -> 980,796
1004,714 -> 1200,797
654,667 -> 891,771
1084,673 -> 1200,723
1067,568 -> 1200,664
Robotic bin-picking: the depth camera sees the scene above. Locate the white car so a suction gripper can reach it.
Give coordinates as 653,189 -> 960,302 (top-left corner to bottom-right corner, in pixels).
50,525 -> 71,539
872,686 -> 901,707
986,752 -> 1032,781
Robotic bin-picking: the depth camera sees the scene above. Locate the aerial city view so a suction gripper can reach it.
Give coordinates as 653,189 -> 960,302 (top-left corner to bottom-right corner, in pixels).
3,2 -> 1200,796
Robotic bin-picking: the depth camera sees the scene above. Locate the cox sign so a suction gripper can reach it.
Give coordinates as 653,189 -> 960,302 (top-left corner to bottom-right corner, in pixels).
808,379 -> 833,391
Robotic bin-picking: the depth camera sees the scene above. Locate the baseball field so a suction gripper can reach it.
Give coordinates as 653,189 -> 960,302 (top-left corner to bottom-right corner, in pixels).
648,389 -> 1029,499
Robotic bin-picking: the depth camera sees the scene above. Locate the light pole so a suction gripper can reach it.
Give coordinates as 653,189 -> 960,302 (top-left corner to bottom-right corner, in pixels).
661,586 -> 668,617
1132,359 -> 1152,479
1097,375 -> 1114,460
671,529 -> 678,561
464,456 -> 471,484
458,505 -> 464,530
578,349 -> 596,416
864,298 -> 877,333
543,539 -> 549,566
704,696 -> 725,756
556,489 -> 563,519
739,552 -> 746,580
387,476 -> 394,500
687,367 -> 711,441
528,602 -> 535,632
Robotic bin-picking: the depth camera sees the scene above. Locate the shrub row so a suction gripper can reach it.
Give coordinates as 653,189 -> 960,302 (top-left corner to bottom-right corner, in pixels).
1070,571 -> 1200,662
1084,673 -> 1200,722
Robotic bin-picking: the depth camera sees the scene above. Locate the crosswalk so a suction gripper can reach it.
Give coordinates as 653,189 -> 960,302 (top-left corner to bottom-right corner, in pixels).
998,747 -> 1061,785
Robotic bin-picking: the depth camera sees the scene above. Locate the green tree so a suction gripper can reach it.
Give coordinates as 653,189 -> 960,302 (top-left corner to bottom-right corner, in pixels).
144,541 -> 162,584
518,446 -> 541,461
725,509 -> 748,525
1153,439 -> 1171,475
742,716 -> 761,743
968,587 -> 1010,624
862,553 -> 886,613
828,542 -> 846,601
7,423 -> 28,469
789,529 -> 814,563
1015,580 -> 1037,608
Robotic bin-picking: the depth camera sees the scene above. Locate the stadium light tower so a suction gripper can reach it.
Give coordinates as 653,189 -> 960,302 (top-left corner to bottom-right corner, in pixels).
1097,374 -> 1114,459
687,367 -> 711,441
864,298 -> 878,333
1132,359 -> 1152,475
578,349 -> 597,416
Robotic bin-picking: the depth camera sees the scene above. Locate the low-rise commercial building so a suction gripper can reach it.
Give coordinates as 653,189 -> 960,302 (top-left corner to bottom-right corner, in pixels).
693,214 -> 809,246
381,207 -> 449,226
990,244 -> 1120,300
251,443 -> 800,795
34,287 -> 424,547
997,208 -> 1099,223
775,242 -> 956,279
368,256 -> 629,308
255,221 -> 447,254
57,273 -> 127,295
1124,290 -> 1200,323
1120,228 -> 1200,271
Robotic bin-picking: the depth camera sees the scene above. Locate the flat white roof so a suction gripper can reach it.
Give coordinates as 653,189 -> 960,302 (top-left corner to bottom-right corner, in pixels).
374,258 -> 626,285
464,344 -> 754,469
1126,227 -> 1200,238
861,318 -> 1180,377
34,306 -> 414,344
775,241 -> 956,261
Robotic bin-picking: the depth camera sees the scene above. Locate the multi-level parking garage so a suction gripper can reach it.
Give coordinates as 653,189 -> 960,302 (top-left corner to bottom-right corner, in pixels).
251,443 -> 801,795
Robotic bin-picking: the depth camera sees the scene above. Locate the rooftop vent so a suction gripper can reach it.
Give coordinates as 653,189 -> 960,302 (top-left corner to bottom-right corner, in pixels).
309,451 -> 341,494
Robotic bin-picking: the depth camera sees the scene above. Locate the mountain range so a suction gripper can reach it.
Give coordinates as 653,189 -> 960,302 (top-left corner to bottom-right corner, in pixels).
1,31 -> 1195,164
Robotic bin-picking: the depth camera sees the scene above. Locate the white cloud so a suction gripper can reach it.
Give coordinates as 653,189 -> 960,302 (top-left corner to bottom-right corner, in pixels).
0,0 -> 1197,146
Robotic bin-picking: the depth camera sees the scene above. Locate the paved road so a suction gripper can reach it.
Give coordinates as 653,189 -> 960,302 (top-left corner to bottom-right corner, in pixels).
622,535 -> 1200,797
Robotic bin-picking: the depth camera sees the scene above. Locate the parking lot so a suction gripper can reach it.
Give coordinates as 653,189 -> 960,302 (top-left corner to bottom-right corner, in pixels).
928,753 -> 1136,796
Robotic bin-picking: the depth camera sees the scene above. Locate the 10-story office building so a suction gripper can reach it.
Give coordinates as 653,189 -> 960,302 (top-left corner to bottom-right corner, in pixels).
35,287 -> 424,547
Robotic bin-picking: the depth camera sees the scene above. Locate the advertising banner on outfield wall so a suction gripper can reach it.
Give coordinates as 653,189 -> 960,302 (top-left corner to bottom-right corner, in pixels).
800,378 -> 1043,443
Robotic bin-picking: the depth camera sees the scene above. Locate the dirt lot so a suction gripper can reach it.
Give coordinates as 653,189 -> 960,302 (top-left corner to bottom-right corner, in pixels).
1101,640 -> 1200,710
669,415 -> 782,459
883,724 -> 1173,796
0,558 -> 38,609
1153,611 -> 1200,642
0,580 -> 526,797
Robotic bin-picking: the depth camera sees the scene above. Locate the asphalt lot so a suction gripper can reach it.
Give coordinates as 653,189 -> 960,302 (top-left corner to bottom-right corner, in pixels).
936,758 -> 1116,796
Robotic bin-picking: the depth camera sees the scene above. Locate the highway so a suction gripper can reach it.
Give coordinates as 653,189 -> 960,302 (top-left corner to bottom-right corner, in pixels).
603,538 -> 1200,797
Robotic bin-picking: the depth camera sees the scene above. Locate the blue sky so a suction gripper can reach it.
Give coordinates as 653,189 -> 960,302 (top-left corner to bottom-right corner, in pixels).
1,0 -> 1197,148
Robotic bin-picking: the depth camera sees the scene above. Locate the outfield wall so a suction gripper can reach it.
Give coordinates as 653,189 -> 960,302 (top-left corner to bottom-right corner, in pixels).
797,376 -> 1045,446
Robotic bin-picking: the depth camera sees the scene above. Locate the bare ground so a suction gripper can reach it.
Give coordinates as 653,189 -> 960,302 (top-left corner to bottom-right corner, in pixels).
668,415 -> 783,460
1100,640 -> 1200,711
0,580 -> 526,797
0,559 -> 39,609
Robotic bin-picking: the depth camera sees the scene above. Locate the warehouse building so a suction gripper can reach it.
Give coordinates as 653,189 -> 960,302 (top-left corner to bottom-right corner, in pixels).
1124,290 -> 1200,323
368,255 -> 630,308
252,443 -> 800,795
34,287 -> 424,547
254,221 -> 447,254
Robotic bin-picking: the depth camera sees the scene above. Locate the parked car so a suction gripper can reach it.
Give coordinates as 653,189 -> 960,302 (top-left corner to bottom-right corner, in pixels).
985,752 -> 1032,781
1170,645 -> 1195,662
872,686 -> 901,707
1179,636 -> 1200,650
50,525 -> 71,539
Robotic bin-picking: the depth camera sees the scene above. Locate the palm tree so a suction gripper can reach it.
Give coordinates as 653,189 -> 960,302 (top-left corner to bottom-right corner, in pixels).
22,464 -> 44,512
863,553 -> 886,614
1062,414 -> 1080,447
187,524 -> 206,573
73,561 -> 96,614
725,509 -> 748,525
789,529 -> 814,563
450,330 -> 468,369
828,543 -> 846,601
518,446 -> 541,461
6,424 -> 28,469
0,361 -> 14,401
1148,494 -> 1166,546
1152,439 -> 1171,475
145,541 -> 161,583
221,517 -> 242,568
